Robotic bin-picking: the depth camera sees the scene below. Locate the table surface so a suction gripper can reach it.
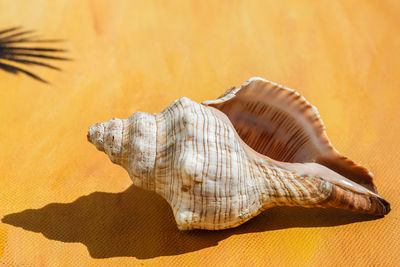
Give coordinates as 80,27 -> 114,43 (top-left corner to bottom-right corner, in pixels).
1,0 -> 399,266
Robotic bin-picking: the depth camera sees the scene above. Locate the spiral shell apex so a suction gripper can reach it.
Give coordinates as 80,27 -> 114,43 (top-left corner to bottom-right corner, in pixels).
88,112 -> 157,189
88,78 -> 390,230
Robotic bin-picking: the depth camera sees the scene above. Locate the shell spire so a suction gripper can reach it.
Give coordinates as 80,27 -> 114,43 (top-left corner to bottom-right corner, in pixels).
88,80 -> 390,231
88,112 -> 157,190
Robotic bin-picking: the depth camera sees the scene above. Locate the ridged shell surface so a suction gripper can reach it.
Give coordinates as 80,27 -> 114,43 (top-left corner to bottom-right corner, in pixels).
87,79 -> 390,230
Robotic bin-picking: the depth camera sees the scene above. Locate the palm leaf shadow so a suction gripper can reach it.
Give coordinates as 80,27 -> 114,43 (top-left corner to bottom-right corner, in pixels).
0,26 -> 69,84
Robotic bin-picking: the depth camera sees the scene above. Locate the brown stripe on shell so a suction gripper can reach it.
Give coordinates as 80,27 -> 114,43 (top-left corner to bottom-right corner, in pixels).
320,182 -> 390,216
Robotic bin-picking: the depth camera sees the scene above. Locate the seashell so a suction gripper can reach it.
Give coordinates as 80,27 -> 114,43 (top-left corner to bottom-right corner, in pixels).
87,78 -> 390,230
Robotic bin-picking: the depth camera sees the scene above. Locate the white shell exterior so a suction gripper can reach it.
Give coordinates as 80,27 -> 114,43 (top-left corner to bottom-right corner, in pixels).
154,97 -> 334,229
87,80 -> 390,230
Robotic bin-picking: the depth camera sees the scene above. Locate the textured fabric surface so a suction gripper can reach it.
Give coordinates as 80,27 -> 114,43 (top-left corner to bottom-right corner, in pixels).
0,0 -> 399,266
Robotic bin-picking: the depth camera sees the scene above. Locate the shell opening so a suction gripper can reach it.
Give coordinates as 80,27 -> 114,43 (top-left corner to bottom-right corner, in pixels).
203,78 -> 379,193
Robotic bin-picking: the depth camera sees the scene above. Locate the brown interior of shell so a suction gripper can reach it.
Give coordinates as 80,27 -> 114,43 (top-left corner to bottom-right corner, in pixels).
205,79 -> 377,193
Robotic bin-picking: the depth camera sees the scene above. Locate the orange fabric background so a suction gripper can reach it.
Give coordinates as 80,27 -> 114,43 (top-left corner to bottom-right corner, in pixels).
0,0 -> 399,266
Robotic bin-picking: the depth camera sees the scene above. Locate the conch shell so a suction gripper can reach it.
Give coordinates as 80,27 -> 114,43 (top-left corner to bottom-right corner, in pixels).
87,78 -> 390,230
